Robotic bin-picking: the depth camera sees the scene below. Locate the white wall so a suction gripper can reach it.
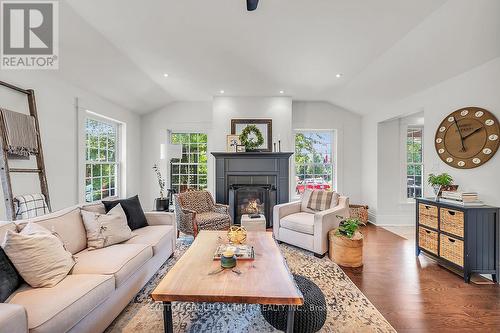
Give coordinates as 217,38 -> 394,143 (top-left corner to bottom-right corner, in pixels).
140,101 -> 212,210
0,71 -> 141,220
292,101 -> 362,203
362,57 -> 500,225
140,98 -> 363,208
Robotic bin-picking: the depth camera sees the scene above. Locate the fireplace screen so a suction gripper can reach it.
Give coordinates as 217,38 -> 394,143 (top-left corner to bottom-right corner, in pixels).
229,184 -> 276,227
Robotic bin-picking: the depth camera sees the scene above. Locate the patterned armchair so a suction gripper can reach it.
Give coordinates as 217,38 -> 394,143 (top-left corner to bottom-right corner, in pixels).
173,190 -> 231,237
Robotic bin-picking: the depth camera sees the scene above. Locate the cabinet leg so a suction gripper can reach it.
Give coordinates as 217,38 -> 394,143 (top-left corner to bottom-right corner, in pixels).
492,274 -> 497,283
464,272 -> 471,284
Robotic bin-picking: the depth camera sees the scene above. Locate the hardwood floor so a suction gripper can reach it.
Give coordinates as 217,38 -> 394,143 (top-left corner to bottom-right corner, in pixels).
341,223 -> 500,332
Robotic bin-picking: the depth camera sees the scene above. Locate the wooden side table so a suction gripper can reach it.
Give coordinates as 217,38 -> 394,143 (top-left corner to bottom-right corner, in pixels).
241,214 -> 267,231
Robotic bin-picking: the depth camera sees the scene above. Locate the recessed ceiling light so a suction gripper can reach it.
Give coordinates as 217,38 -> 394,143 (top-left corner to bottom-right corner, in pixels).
336,73 -> 343,78
163,73 -> 169,77
279,90 -> 285,94
220,90 -> 225,94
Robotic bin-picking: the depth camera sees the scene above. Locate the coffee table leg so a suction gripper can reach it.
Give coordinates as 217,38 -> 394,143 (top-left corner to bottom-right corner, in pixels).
286,305 -> 295,333
163,302 -> 173,333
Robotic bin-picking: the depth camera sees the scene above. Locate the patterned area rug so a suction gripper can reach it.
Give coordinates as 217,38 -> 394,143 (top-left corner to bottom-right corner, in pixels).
106,237 -> 396,333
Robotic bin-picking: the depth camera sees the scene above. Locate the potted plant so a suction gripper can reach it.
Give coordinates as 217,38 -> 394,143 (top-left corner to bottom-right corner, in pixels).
328,217 -> 365,267
427,173 -> 457,196
152,164 -> 169,211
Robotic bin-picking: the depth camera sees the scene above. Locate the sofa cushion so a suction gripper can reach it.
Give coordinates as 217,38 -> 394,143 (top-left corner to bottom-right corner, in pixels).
8,274 -> 114,333
0,221 -> 16,242
2,223 -> 75,288
179,191 -> 213,213
81,204 -> 134,250
280,212 -> 315,235
103,195 -> 148,230
0,247 -> 21,302
124,225 -> 174,255
15,206 -> 87,255
72,243 -> 152,287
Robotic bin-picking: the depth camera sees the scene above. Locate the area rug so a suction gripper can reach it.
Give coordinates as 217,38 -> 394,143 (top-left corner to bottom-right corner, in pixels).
106,237 -> 396,333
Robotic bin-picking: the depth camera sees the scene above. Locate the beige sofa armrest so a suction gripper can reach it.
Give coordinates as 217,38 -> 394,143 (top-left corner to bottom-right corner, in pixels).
273,201 -> 301,240
313,196 -> 350,254
144,211 -> 175,226
0,303 -> 28,333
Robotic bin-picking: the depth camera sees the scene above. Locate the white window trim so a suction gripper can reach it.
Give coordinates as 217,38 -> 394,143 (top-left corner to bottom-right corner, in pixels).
292,129 -> 337,200
77,108 -> 126,203
401,124 -> 424,203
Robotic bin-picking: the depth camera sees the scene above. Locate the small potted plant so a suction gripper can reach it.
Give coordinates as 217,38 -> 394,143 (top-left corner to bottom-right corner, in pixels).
152,164 -> 169,211
427,173 -> 457,196
328,217 -> 365,267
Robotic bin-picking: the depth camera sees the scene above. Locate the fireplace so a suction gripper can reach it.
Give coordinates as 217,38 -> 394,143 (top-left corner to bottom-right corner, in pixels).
229,184 -> 277,227
212,152 -> 293,228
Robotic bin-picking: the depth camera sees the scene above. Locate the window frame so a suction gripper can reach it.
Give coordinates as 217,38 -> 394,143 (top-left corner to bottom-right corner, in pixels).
404,126 -> 424,201
169,131 -> 208,193
78,109 -> 124,203
293,129 -> 336,197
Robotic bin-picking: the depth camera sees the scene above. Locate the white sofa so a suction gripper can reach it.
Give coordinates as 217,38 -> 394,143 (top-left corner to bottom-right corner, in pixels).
273,195 -> 349,257
0,202 -> 176,333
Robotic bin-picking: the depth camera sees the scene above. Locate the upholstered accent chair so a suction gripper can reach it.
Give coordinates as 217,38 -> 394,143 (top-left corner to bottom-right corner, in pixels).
174,190 -> 231,237
273,190 -> 349,258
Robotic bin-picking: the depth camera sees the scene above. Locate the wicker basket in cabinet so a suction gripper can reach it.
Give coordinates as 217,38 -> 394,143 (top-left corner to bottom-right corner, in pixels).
415,198 -> 499,283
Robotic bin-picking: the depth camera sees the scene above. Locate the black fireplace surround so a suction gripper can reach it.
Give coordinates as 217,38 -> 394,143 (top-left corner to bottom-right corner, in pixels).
211,152 -> 293,228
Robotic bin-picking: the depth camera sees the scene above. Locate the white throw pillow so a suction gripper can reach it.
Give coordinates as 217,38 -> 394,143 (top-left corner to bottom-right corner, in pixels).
80,203 -> 135,250
1,223 -> 75,288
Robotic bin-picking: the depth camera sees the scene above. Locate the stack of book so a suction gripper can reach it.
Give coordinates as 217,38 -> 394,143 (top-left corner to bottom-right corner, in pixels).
440,191 -> 484,206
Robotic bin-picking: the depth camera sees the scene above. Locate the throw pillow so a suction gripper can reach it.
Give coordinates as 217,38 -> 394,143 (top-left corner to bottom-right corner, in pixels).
307,190 -> 337,212
102,195 -> 148,230
0,247 -> 21,302
81,204 -> 135,250
1,223 -> 75,288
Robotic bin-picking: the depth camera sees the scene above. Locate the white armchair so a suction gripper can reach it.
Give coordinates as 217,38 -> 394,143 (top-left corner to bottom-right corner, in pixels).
273,195 -> 349,257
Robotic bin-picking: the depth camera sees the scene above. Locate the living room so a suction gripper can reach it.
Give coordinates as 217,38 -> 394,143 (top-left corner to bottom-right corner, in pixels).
0,1 -> 499,332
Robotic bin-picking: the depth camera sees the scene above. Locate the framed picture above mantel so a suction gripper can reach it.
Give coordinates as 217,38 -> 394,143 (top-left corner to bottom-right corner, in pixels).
231,118 -> 272,152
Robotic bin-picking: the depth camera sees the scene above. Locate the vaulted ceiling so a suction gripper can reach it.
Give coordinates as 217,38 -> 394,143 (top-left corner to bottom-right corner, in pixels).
60,0 -> 500,114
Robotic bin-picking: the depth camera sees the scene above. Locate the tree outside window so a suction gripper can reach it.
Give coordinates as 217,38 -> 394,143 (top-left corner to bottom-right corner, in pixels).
407,127 -> 423,198
85,118 -> 119,202
170,133 -> 208,193
294,131 -> 334,195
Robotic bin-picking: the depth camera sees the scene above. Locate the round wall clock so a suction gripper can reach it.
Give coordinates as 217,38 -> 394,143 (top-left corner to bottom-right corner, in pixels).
435,107 -> 499,169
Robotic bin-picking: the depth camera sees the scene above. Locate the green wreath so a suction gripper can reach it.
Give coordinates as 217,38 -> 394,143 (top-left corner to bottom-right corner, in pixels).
239,125 -> 264,151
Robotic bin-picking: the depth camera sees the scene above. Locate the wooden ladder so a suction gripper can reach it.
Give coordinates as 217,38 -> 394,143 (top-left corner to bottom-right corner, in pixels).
0,80 -> 51,220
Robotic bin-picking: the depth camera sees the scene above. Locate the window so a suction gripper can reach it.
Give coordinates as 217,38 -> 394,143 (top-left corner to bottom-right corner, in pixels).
406,127 -> 423,198
294,131 -> 334,195
85,118 -> 119,202
170,133 -> 208,193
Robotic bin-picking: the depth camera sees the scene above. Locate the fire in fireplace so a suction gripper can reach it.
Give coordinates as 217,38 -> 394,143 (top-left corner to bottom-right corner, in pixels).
228,184 -> 276,227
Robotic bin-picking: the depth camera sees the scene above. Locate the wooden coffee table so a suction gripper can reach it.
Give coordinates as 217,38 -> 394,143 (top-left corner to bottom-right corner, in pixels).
151,231 -> 303,333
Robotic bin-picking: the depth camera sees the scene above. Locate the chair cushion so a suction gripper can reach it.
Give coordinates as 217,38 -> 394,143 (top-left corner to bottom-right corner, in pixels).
124,225 -> 174,255
179,191 -> 213,213
15,207 -> 87,255
8,274 -> 114,333
301,189 -> 339,213
196,212 -> 230,230
72,243 -> 152,287
103,195 -> 148,230
280,212 -> 315,235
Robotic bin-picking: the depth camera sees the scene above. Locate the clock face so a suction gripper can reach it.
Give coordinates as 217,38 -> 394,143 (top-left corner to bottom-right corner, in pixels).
435,107 -> 499,169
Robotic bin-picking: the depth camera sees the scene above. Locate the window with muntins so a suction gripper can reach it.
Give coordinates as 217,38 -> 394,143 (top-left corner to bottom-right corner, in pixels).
294,131 -> 334,195
170,133 -> 208,193
407,127 -> 423,198
85,118 -> 119,202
